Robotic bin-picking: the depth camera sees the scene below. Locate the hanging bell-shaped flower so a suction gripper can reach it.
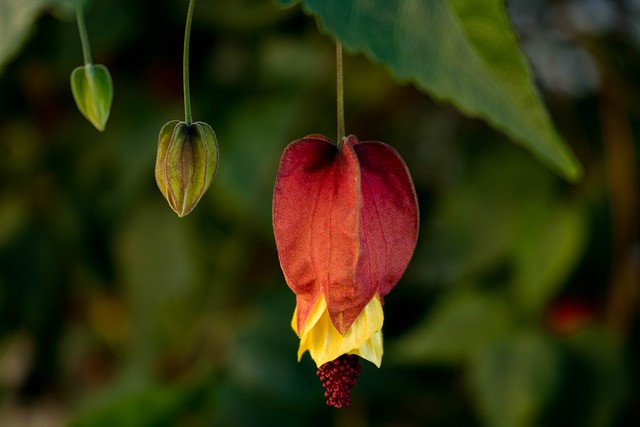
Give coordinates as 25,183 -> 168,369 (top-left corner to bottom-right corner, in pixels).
155,120 -> 219,217
273,134 -> 419,407
70,64 -> 113,131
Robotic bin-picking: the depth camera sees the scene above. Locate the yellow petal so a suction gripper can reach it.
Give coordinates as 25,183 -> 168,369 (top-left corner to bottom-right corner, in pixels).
293,294 -> 384,367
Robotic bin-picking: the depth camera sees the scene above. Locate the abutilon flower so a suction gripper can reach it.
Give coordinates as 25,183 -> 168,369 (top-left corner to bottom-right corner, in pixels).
273,134 -> 419,407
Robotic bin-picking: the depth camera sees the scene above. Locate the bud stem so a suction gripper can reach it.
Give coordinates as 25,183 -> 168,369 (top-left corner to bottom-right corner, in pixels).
76,7 -> 93,66
336,42 -> 345,146
183,0 -> 196,125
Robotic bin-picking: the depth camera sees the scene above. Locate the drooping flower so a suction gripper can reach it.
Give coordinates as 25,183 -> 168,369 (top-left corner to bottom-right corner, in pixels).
273,134 -> 419,407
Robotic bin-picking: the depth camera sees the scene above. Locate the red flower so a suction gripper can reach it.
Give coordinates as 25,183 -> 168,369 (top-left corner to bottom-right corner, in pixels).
273,134 -> 419,373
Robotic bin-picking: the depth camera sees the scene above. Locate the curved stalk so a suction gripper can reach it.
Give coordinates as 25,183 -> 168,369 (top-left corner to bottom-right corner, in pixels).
336,42 -> 345,145
76,7 -> 93,66
183,0 -> 196,124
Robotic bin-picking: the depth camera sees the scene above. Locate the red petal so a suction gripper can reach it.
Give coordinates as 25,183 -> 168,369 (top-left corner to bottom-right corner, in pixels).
273,135 -> 419,335
351,137 -> 419,300
273,135 -> 367,335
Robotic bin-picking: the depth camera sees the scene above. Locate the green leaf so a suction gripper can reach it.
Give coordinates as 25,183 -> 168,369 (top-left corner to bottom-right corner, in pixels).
278,0 -> 582,181
389,289 -> 511,365
469,331 -> 560,427
512,202 -> 586,316
0,0 -> 51,74
70,64 -> 113,131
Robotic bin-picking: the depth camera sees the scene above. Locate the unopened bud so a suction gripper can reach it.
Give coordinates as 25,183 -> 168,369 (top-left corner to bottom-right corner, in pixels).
70,64 -> 113,131
155,120 -> 219,217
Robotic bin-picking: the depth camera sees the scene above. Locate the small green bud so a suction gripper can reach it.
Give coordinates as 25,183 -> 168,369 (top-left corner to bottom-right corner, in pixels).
70,64 -> 113,131
155,120 -> 219,217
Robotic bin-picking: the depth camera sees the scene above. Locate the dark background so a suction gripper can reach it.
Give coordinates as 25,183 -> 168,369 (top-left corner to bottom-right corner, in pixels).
0,0 -> 638,425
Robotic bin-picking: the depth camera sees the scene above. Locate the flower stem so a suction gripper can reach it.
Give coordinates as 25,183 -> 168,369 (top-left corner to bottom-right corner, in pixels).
76,7 -> 93,66
183,0 -> 196,125
336,42 -> 345,145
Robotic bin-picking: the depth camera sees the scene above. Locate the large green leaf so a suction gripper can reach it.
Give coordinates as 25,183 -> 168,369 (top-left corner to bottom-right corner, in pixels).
278,0 -> 582,181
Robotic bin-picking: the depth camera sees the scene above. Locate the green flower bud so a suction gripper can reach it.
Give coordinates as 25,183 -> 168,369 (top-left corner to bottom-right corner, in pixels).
155,120 -> 219,217
70,64 -> 113,131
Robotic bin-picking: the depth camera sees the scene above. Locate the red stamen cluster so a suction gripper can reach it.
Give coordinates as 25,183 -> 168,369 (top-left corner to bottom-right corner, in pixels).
316,354 -> 362,408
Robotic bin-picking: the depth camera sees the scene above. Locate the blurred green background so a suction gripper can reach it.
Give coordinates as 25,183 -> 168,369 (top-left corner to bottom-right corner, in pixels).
0,0 -> 639,426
